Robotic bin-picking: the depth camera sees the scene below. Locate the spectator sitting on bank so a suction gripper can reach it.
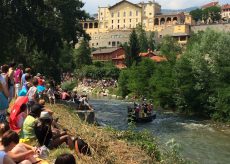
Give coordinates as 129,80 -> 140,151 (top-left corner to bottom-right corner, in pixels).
61,90 -> 70,100
74,137 -> 91,157
20,104 -> 43,143
0,130 -> 35,164
38,99 -> 54,118
11,104 -> 28,130
34,111 -> 74,150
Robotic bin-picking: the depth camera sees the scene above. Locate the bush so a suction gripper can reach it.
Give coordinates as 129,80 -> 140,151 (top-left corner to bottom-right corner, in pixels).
61,80 -> 77,91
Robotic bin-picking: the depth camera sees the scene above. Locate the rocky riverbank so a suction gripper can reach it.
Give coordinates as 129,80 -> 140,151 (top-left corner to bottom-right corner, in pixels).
76,83 -> 123,99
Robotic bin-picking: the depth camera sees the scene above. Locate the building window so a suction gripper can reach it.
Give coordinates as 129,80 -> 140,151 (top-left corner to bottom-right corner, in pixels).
101,12 -> 103,15
118,12 -> 120,17
92,43 -> 94,46
129,24 -> 131,28
123,12 -> 126,17
124,19 -> 125,23
96,43 -> 98,45
112,25 -> 113,29
112,12 -> 114,17
136,18 -> 138,22
112,41 -> 116,47
130,11 -> 132,16
118,20 -> 120,23
112,20 -> 113,24
108,42 -> 111,45
159,35 -> 162,38
118,25 -> 120,29
117,41 -> 120,45
136,11 -> 138,16
130,19 -> 132,23
149,13 -> 152,15
123,24 -> 125,28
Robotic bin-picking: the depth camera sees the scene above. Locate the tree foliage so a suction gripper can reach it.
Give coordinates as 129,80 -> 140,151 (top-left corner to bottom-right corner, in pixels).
119,30 -> 230,122
136,24 -> 148,52
148,32 -> 156,51
77,62 -> 120,80
73,39 -> 92,69
190,9 -> 203,22
0,0 -> 89,81
176,30 -> 230,121
203,6 -> 221,23
125,29 -> 141,67
190,6 -> 221,23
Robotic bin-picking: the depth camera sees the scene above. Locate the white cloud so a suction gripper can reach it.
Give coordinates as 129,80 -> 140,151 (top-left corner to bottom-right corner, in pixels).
82,0 -> 229,14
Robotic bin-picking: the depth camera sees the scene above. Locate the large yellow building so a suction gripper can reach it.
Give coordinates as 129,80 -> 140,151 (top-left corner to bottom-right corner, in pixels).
80,0 -> 192,48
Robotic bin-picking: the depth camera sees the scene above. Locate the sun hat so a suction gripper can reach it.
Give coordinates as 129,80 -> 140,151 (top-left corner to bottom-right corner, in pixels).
40,111 -> 52,120
36,73 -> 41,77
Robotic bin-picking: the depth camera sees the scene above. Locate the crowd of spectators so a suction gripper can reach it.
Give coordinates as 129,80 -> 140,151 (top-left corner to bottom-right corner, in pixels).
0,63 -> 91,164
82,78 -> 117,88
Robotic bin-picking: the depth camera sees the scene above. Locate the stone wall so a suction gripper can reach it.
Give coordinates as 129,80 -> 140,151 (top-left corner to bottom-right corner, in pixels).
191,24 -> 230,33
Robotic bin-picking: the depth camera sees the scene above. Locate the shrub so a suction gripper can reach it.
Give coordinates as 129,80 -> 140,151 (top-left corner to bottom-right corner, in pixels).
61,80 -> 77,91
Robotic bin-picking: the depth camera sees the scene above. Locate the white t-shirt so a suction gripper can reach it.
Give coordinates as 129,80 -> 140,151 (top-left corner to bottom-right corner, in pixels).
27,86 -> 37,101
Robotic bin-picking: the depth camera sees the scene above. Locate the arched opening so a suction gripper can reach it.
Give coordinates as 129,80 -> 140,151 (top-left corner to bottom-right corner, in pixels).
89,23 -> 93,28
160,18 -> 165,25
94,22 -> 98,28
154,18 -> 159,25
173,17 -> 178,24
166,17 -> 172,24
84,23 -> 88,29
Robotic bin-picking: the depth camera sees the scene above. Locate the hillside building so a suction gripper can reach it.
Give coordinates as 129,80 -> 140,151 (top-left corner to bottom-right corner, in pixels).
222,4 -> 230,20
81,0 -> 192,48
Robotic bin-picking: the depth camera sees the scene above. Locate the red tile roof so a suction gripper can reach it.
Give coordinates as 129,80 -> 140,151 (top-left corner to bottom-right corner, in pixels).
116,63 -> 126,69
109,0 -> 141,10
139,51 -> 157,57
202,2 -> 219,9
222,4 -> 230,10
150,56 -> 167,62
112,55 -> 125,60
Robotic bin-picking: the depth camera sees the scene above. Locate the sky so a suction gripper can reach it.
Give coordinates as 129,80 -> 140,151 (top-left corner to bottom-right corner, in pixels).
82,0 -> 230,14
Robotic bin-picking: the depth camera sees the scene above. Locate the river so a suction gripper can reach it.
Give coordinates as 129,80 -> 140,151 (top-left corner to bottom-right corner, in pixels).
89,97 -> 230,164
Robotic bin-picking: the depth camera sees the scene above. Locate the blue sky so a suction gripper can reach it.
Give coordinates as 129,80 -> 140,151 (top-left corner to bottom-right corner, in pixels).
82,0 -> 230,14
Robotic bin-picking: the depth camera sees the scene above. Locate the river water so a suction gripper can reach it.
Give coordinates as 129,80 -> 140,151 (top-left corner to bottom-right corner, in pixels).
89,97 -> 230,164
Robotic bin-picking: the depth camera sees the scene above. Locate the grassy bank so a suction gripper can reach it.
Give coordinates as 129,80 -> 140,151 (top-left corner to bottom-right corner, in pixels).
47,104 -> 156,163
47,103 -> 188,164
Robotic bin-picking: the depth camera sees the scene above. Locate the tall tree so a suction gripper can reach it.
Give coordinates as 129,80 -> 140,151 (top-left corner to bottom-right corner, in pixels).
203,6 -> 221,23
136,24 -> 148,52
148,32 -> 156,51
0,0 -> 89,80
190,8 -> 203,22
73,39 -> 92,69
160,36 -> 181,65
176,30 -> 230,121
125,29 -> 141,67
